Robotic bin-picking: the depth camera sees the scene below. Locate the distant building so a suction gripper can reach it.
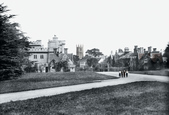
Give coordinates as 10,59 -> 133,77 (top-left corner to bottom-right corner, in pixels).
129,46 -> 138,71
129,46 -> 163,70
118,48 -> 124,56
49,49 -> 75,72
98,56 -> 109,71
28,35 -> 75,72
48,35 -> 65,54
79,57 -> 88,69
114,47 -> 130,62
28,40 -> 49,69
76,45 -> 84,59
112,45 -> 163,71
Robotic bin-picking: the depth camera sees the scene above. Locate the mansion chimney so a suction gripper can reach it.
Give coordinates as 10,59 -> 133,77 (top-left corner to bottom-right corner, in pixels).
134,45 -> 138,54
124,47 -> 129,53
153,48 -> 157,52
140,47 -> 144,53
148,46 -> 152,53
53,35 -> 58,41
137,48 -> 141,53
64,48 -> 68,54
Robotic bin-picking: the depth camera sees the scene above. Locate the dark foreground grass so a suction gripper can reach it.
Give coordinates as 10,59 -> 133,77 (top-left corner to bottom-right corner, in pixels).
0,71 -> 117,94
0,81 -> 168,115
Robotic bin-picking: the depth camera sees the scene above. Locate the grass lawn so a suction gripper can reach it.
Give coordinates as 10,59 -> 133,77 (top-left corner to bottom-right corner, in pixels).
0,71 -> 117,94
0,81 -> 168,115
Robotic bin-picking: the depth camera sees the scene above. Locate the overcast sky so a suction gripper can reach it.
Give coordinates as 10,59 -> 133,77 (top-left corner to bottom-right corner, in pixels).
2,0 -> 169,56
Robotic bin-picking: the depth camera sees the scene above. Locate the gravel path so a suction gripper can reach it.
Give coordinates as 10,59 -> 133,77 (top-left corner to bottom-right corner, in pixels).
0,72 -> 168,104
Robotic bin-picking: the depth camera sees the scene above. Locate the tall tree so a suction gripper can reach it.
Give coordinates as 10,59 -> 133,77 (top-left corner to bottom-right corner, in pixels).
164,43 -> 169,68
55,61 -> 69,72
86,48 -> 103,57
73,55 -> 79,66
0,4 -> 30,80
87,58 -> 99,68
107,56 -> 116,67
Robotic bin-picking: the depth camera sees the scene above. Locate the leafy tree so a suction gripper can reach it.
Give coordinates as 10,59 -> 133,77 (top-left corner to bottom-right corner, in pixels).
55,61 -> 69,72
86,48 -> 103,57
112,56 -> 115,66
87,58 -> 99,68
0,4 -> 30,80
107,56 -> 115,67
114,60 -> 123,67
73,55 -> 79,66
164,43 -> 169,68
24,61 -> 38,73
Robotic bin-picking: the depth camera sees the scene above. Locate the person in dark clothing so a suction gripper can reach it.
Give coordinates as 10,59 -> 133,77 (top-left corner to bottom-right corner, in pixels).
126,70 -> 128,77
123,70 -> 126,77
121,70 -> 123,77
119,71 -> 121,77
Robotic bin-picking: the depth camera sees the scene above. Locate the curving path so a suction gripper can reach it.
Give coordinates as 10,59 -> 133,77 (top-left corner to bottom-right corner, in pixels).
0,72 -> 168,104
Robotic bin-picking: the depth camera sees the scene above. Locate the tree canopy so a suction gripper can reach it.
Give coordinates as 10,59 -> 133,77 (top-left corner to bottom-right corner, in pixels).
73,55 -> 79,66
55,61 -> 69,72
107,56 -> 115,67
87,58 -> 99,68
85,48 -> 103,57
0,4 -> 30,80
164,43 -> 169,68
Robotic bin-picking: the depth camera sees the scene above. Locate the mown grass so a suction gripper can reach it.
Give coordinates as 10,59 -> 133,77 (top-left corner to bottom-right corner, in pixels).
0,71 -> 117,94
0,81 -> 168,115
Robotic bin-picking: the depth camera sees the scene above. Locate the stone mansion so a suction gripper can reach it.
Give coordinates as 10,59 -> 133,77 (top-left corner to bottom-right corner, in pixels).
28,35 -> 75,72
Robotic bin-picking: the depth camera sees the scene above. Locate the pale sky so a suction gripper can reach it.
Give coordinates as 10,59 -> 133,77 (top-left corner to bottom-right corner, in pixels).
2,0 -> 169,56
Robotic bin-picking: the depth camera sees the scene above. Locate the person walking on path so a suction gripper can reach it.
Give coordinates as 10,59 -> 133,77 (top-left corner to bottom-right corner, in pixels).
119,71 -> 121,77
121,70 -> 123,78
123,70 -> 126,77
126,70 -> 128,77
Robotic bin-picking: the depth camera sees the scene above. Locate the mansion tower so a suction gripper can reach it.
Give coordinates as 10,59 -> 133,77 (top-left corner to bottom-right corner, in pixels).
76,45 -> 84,59
28,35 -> 66,66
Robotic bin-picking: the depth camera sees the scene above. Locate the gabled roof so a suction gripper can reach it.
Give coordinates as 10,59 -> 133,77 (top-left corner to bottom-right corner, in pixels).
49,53 -> 75,68
79,57 -> 88,63
49,54 -> 60,62
151,53 -> 163,62
138,53 -> 144,60
98,56 -> 107,63
101,58 -> 108,64
59,53 -> 74,61
119,52 -> 132,59
49,53 -> 73,63
130,53 -> 137,57
163,53 -> 168,57
97,56 -> 109,65
151,51 -> 160,53
139,52 -> 149,60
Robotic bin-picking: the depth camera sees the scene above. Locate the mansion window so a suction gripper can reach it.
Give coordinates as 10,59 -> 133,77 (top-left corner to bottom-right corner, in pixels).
40,55 -> 44,59
34,55 -> 37,59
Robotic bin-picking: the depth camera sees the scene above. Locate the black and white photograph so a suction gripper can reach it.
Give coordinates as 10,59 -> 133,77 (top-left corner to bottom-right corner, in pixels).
0,0 -> 169,114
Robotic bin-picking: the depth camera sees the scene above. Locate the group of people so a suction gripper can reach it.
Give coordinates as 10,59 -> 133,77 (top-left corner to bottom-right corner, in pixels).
119,70 -> 128,77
